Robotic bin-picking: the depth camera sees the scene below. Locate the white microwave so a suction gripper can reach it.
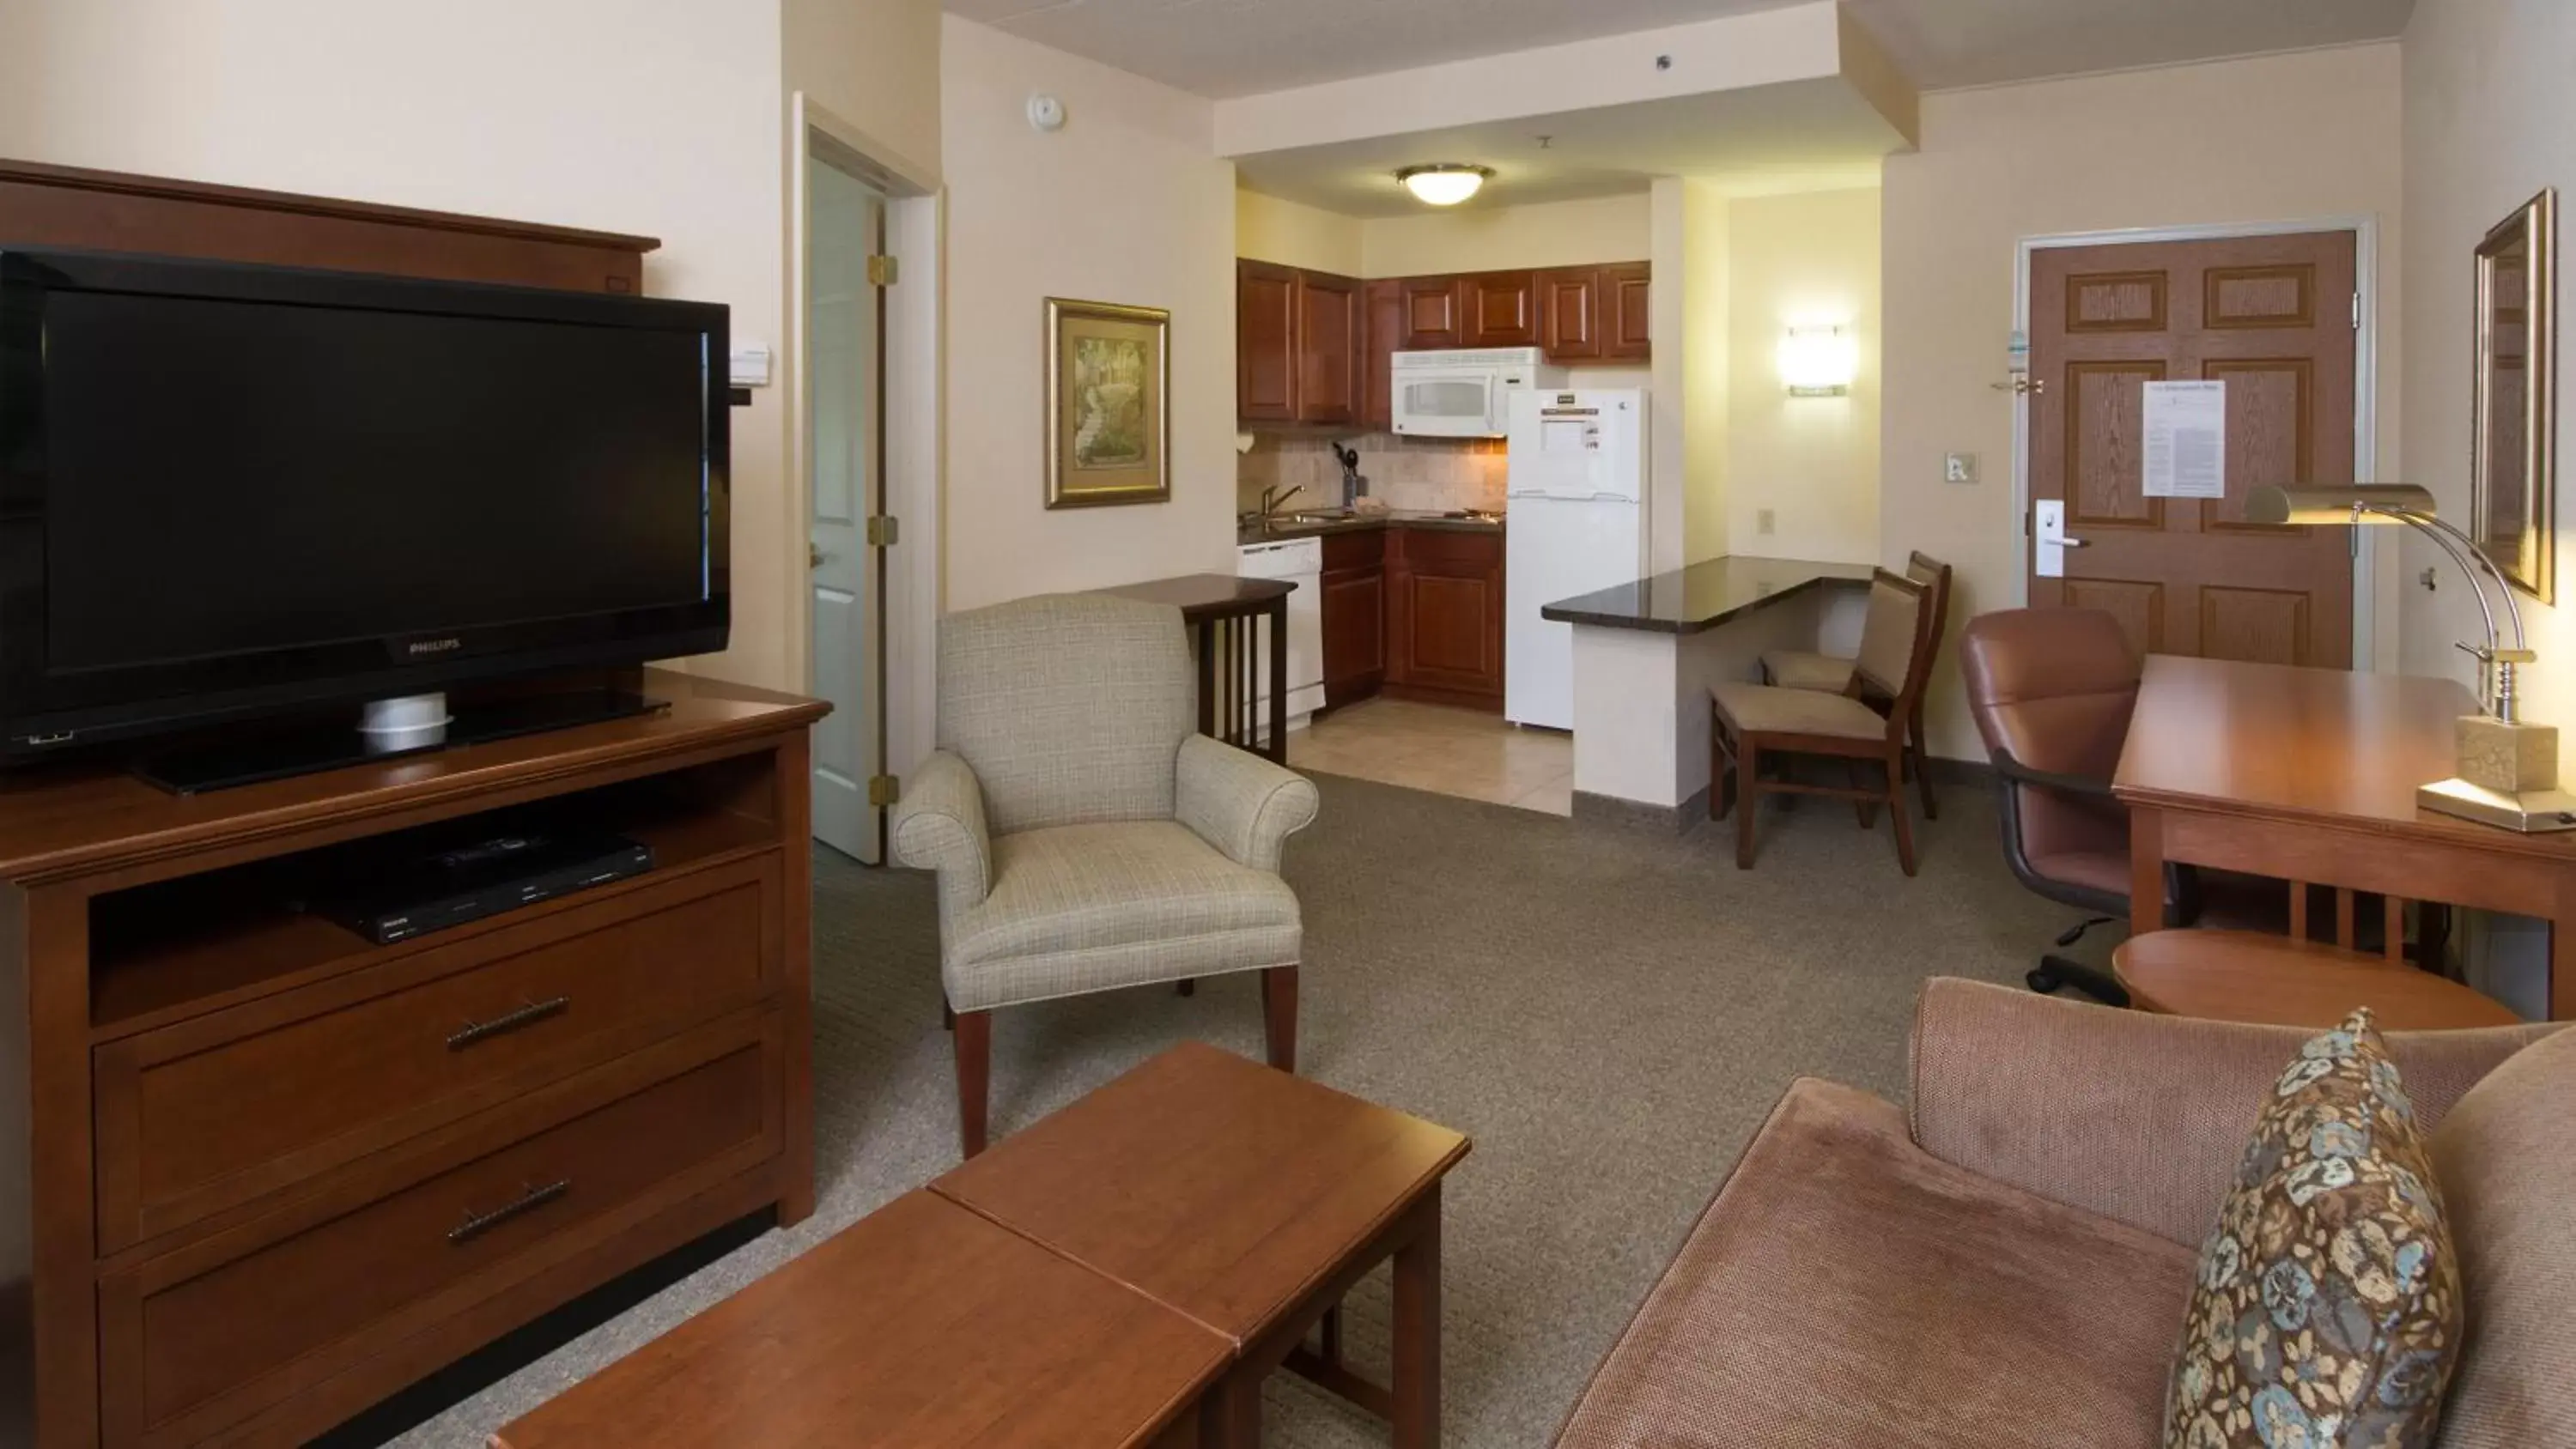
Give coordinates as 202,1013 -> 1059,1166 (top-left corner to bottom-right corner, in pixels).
1390,348 -> 1567,439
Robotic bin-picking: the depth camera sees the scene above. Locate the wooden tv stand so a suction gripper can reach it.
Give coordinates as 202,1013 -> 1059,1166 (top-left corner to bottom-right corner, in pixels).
0,670 -> 826,1447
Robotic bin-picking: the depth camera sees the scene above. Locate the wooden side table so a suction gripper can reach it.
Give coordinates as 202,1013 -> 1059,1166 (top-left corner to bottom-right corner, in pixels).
2113,930 -> 2525,1031
489,1191 -> 1232,1449
933,1041 -> 1472,1447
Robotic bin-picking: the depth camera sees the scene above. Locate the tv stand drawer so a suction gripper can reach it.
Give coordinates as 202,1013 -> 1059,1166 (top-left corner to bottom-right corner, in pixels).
94,852 -> 781,1253
98,1011 -> 784,1449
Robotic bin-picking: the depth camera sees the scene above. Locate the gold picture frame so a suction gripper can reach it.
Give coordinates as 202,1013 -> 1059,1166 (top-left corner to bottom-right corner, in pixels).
2472,188 -> 2557,603
1044,297 -> 1171,509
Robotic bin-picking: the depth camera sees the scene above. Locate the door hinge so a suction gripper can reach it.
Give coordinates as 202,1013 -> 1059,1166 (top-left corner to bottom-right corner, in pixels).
2352,292 -> 2361,330
866,515 -> 900,547
867,773 -> 901,807
867,254 -> 898,288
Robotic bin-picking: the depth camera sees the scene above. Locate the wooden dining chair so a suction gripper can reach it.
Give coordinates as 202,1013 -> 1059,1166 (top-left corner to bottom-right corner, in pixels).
1760,550 -> 1953,820
1711,568 -> 1937,875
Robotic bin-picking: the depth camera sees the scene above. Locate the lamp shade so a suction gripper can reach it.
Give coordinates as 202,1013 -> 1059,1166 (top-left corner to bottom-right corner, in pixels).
1777,325 -> 1857,395
2244,484 -> 2439,525
1395,164 -> 1492,207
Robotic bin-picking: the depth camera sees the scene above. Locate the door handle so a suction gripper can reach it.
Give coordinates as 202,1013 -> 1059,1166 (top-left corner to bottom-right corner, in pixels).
2060,537 -> 2089,548
810,543 -> 829,568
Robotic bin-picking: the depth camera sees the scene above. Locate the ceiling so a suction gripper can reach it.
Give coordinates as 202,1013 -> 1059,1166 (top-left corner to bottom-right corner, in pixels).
1232,78 -> 1900,216
943,0 -> 2416,100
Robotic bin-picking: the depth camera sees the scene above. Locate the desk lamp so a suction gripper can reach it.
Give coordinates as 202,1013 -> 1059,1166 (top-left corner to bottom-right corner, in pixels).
2246,484 -> 2576,833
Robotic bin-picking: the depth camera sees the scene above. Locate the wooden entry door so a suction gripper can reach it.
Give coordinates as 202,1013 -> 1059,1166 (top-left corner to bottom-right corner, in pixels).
2028,231 -> 2359,667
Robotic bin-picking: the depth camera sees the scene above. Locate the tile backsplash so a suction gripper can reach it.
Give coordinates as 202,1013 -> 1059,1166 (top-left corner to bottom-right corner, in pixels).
1237,433 -> 1507,518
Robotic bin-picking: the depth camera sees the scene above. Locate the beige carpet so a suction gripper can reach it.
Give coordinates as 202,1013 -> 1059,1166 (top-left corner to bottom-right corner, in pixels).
388,771 -> 2090,1447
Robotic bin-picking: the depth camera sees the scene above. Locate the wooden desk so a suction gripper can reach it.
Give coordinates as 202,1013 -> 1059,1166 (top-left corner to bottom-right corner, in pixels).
2115,656 -> 2574,1020
1099,574 -> 1294,765
490,1191 -> 1231,1449
933,1042 -> 1471,1448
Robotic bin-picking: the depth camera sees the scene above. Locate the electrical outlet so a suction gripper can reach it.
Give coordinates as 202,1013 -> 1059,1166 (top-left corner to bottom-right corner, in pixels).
1756,508 -> 1776,535
1944,452 -> 1979,485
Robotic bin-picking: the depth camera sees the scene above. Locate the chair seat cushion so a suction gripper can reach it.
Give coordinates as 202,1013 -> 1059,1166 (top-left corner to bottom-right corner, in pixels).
1553,1078 -> 2197,1449
944,820 -> 1300,1011
1711,681 -> 1887,740
1763,649 -> 1857,692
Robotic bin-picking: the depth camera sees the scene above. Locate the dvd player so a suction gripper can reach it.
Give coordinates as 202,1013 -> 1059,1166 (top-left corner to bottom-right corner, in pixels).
317,830 -> 656,944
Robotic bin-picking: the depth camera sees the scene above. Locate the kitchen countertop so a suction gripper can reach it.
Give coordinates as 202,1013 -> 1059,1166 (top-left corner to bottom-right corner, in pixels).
1539,555 -> 1875,635
1237,510 -> 1504,546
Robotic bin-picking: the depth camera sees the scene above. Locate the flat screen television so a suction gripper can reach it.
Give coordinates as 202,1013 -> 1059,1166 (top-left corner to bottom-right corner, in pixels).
0,247 -> 729,782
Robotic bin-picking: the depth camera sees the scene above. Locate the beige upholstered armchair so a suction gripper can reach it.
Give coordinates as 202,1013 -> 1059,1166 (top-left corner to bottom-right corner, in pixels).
891,594 -> 1320,1157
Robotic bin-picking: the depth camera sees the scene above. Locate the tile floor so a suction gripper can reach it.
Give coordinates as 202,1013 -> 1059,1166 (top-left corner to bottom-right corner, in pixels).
1287,697 -> 1573,815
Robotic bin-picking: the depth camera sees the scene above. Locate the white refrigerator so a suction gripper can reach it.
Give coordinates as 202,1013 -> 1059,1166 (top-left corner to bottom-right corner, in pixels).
1504,389 -> 1647,731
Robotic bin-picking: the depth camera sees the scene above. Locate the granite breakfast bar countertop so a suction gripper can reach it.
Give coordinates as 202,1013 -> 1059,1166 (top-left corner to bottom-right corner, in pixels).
1539,555 -> 1875,634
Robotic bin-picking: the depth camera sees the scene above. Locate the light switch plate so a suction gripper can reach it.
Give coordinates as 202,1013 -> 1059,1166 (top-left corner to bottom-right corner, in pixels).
1756,508 -> 1776,535
1944,452 -> 1978,485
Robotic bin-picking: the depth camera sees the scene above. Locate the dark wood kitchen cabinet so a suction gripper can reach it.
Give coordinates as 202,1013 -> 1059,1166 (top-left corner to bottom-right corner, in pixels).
1536,261 -> 1652,363
1236,258 -> 1360,426
1399,275 -> 1468,349
1387,526 -> 1505,710
1319,529 -> 1388,706
1361,277 -> 1405,432
1462,270 -> 1540,348
1602,261 -> 1653,361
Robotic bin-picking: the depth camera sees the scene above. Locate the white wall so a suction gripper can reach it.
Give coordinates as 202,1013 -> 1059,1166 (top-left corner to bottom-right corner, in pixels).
0,0 -> 946,696
1882,43 -> 2406,758
1727,186 -> 1880,565
2399,0 -> 2576,753
1236,190 -> 1364,275
1680,182 -> 1733,566
940,15 -> 1241,611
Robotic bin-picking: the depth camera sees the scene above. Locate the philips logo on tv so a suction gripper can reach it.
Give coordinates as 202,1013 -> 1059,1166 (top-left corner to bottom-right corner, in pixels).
405,637 -> 464,657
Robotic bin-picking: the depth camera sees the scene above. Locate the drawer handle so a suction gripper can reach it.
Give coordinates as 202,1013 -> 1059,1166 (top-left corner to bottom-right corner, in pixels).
447,997 -> 570,1052
449,1179 -> 570,1246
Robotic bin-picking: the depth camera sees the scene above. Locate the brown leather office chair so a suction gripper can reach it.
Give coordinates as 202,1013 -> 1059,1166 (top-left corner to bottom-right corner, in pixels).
1958,607 -> 2166,1003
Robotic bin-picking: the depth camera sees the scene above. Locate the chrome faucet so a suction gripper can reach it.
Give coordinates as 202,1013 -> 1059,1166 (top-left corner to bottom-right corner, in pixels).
1257,483 -> 1306,521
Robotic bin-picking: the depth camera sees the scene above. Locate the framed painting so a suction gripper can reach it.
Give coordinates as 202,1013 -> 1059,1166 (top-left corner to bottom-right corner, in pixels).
2471,189 -> 2557,602
1044,297 -> 1170,508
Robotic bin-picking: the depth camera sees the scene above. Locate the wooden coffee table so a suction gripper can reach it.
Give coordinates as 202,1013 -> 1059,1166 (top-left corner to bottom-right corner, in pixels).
933,1041 -> 1472,1447
488,1190 -> 1231,1449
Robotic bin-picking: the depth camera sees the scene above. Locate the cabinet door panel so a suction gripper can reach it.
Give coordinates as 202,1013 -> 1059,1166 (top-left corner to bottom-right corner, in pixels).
1400,276 -> 1467,349
1362,278 -> 1404,432
1539,267 -> 1601,361
1406,574 -> 1493,679
1463,270 -> 1540,349
1237,259 -> 1299,421
1296,270 -> 1360,425
1321,567 -> 1385,704
1603,262 -> 1652,361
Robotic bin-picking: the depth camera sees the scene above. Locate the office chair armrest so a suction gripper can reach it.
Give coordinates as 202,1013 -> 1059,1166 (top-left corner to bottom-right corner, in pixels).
890,750 -> 993,915
1907,978 -> 2558,1247
1990,748 -> 2116,799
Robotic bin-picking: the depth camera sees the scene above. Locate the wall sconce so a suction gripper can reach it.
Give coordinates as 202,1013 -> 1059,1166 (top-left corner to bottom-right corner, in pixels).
1778,324 -> 1857,396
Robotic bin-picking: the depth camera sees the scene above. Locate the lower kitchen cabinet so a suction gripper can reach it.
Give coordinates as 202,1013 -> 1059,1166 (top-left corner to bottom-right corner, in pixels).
1315,524 -> 1505,714
1388,527 -> 1504,710
1320,530 -> 1387,707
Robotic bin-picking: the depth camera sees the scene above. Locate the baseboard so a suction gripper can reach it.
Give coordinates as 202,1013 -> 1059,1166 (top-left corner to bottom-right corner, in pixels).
1572,788 -> 1710,834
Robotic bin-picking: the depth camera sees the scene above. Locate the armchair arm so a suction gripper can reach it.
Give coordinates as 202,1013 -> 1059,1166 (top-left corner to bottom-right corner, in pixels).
1907,977 -> 2556,1247
1990,747 -> 2116,799
890,751 -> 993,915
1176,735 -> 1319,871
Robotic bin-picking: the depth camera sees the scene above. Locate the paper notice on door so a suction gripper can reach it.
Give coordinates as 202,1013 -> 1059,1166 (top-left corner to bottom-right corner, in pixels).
2142,380 -> 2226,499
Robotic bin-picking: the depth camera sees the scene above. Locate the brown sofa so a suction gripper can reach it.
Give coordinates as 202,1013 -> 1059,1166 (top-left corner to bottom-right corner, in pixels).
1552,979 -> 2573,1449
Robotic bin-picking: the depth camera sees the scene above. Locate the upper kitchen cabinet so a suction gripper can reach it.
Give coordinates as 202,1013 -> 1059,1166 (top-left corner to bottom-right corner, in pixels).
1236,258 -> 1362,427
1461,270 -> 1540,349
1537,262 -> 1652,364
1602,261 -> 1652,361
1362,277 -> 1404,433
1399,275 -> 1467,349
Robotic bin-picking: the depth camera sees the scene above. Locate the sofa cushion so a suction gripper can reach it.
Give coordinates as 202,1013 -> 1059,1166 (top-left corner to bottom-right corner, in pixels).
2163,1009 -> 2459,1449
1553,1077 -> 2196,1449
2429,1025 -> 2576,1449
942,821 -> 1300,1011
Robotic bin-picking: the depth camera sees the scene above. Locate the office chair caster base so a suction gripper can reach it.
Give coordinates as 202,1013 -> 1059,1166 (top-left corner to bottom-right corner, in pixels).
2027,955 -> 2130,1009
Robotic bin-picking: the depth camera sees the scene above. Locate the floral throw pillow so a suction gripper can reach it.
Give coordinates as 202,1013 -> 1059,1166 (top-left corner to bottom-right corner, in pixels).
2163,1009 -> 2461,1449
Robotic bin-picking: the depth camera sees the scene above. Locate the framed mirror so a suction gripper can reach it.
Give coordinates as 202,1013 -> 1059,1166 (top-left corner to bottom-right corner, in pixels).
2472,189 -> 2557,602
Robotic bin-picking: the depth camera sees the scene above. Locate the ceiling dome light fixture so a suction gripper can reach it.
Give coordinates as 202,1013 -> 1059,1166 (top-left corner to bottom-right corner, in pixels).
1396,164 -> 1494,207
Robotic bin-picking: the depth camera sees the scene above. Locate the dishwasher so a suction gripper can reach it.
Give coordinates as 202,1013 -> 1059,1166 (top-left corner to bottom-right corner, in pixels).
1236,536 -> 1325,743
